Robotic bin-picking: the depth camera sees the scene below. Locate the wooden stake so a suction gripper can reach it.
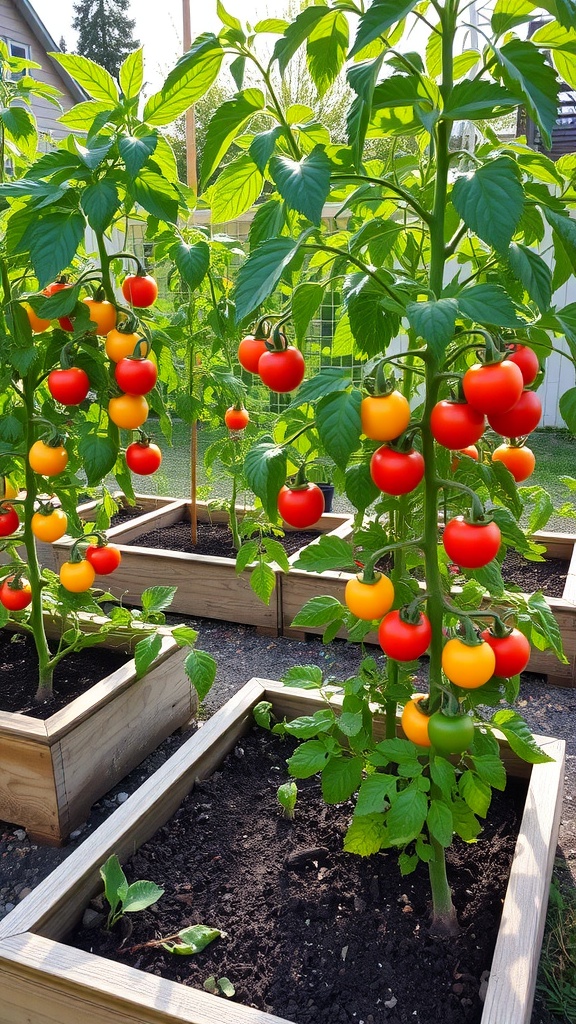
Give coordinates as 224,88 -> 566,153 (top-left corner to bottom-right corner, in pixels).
183,0 -> 198,545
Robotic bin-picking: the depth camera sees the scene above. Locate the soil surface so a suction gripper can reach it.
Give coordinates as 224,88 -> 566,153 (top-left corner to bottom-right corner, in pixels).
110,504 -> 150,526
71,727 -> 526,1024
0,631 -> 128,718
123,519 -> 323,559
500,551 -> 568,598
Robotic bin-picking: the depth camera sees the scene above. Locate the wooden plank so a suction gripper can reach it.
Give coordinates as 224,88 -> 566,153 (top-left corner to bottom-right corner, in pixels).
482,736 -> 565,1024
0,679 -> 266,941
0,734 -> 60,840
562,537 -> 576,605
0,933 -> 294,1024
106,500 -> 186,543
532,531 -> 576,561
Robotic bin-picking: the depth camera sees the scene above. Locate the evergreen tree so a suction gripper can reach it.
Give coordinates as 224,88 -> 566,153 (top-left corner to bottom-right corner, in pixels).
72,0 -> 139,78
58,36 -> 67,53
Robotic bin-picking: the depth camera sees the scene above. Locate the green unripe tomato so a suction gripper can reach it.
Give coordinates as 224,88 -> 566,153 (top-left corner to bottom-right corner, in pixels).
427,712 -> 474,755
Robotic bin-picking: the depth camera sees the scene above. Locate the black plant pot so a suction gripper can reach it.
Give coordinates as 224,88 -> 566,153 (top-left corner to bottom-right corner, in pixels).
317,482 -> 335,512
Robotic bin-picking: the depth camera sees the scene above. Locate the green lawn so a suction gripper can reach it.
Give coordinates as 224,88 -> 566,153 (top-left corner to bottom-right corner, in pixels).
128,423 -> 576,532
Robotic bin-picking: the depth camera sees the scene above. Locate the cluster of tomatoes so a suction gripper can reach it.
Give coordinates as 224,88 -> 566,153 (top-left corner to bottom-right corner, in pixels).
59,536 -> 123,594
237,332 -> 306,394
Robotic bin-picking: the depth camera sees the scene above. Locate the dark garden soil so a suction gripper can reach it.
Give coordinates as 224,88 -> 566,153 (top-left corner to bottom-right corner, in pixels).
371,552 -> 569,599
71,727 -> 526,1024
124,518 -> 323,558
110,504 -> 149,526
0,630 -> 128,718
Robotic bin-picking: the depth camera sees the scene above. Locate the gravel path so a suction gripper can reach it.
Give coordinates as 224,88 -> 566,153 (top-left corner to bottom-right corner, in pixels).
0,617 -> 573,1024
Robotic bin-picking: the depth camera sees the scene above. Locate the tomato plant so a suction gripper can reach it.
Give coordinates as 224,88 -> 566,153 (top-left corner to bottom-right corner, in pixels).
462,361 -> 524,416
370,446 -> 425,495
48,367 -> 90,406
114,357 -> 158,396
430,400 -> 485,449
121,274 -> 158,308
278,482 -> 324,529
360,391 -> 411,442
344,572 -> 394,621
0,576 -> 32,611
86,543 -> 122,575
125,440 -> 162,475
442,517 -> 501,569
491,443 -> 535,482
487,390 -> 542,437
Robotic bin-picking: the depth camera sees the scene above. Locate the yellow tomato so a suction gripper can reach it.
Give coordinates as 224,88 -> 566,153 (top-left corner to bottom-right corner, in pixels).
24,303 -> 51,334
441,638 -> 496,689
108,393 -> 149,429
28,440 -> 69,477
31,508 -> 68,542
84,298 -> 117,336
401,695 -> 431,746
59,559 -> 95,593
2,478 -> 19,500
105,329 -> 145,362
344,572 -> 395,621
360,391 -> 411,442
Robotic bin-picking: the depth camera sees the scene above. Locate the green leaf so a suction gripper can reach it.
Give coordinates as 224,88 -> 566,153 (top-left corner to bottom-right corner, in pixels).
171,240 -> 210,290
316,389 -> 362,470
527,591 -> 567,662
282,664 -> 324,689
78,432 -> 117,485
132,170 -> 179,224
100,855 -> 127,916
386,785 -> 428,846
184,648 -> 217,701
508,243 -> 552,311
49,52 -> 119,104
58,100 -> 115,130
144,34 -> 223,126
292,282 -> 324,345
291,595 -> 345,628
171,625 -> 198,647
272,6 -> 328,74
532,21 -> 576,90
134,633 -> 163,678
23,211 -> 85,288
347,55 -> 384,168
287,739 -> 331,778
406,298 -> 458,359
307,11 -> 349,97
201,88 -> 265,184
244,438 -> 286,521
0,106 -> 37,157
119,134 -> 158,178
443,80 -> 519,120
344,813 -> 386,855
427,799 -> 453,848
249,561 -> 276,605
217,978 -> 235,999
253,700 -> 273,729
248,198 -> 285,250
544,209 -> 576,276
233,236 -> 305,322
293,535 -> 356,573
322,755 -> 363,803
277,781 -> 298,815
452,157 -> 524,252
294,367 -> 352,406
338,711 -> 364,737
492,0 -> 536,36
492,710 -> 554,764
345,274 -> 403,353
459,771 -> 492,817
81,180 -> 120,234
249,127 -> 283,174
457,284 -> 523,327
119,47 -> 144,100
355,773 -> 397,815
217,0 -> 242,30
74,137 -> 113,171
210,153 -> 263,222
430,756 -> 457,800
141,586 -> 178,614
31,286 -> 80,318
162,925 -> 221,956
350,0 -> 419,59
332,313 -> 354,357
345,463 -> 380,515
269,146 -> 331,225
255,18 -> 290,34
283,709 -> 336,738
122,879 -> 164,914
260,538 -> 289,573
373,737 -> 422,765
471,754 -> 507,791
492,38 -> 559,150
560,387 -> 576,433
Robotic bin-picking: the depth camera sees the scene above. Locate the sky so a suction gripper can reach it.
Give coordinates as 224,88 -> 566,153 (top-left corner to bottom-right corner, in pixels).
31,1 -> 273,88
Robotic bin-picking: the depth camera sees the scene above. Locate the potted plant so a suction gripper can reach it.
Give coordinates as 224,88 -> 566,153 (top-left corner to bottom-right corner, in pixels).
0,45 -> 217,841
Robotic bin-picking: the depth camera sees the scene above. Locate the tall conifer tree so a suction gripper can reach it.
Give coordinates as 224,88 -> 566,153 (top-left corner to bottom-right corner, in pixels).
72,0 -> 139,78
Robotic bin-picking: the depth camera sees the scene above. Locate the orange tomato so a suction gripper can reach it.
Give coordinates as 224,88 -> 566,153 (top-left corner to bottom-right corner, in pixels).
59,559 -> 95,592
84,298 -> 117,336
401,695 -> 431,746
24,303 -> 51,334
344,572 -> 395,621
28,440 -> 69,477
108,394 -> 149,430
491,444 -> 535,483
105,329 -> 146,362
31,508 -> 68,542
360,391 -> 411,442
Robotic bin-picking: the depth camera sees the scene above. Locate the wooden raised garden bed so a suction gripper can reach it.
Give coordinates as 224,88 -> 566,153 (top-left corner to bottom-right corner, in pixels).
283,530 -> 576,688
0,618 -> 196,845
0,679 -> 565,1024
57,497 -> 353,635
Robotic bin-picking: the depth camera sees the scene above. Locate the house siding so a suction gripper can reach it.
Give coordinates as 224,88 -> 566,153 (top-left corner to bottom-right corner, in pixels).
0,0 -> 78,143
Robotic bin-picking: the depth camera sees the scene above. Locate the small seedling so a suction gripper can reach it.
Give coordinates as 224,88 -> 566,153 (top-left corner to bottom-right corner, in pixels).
253,700 -> 273,730
277,781 -> 298,819
204,976 -> 235,998
126,924 -> 225,956
100,854 -> 164,930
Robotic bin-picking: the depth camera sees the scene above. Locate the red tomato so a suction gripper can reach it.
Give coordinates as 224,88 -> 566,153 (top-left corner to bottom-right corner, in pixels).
378,609 -> 432,661
238,335 -> 267,374
48,367 -> 90,406
370,446 -> 425,495
451,445 -> 479,472
462,361 -> 524,415
506,345 -> 539,386
43,281 -> 74,331
0,503 -> 19,536
480,627 -> 531,677
492,444 -> 535,482
0,576 -> 32,611
278,483 -> 325,529
121,274 -> 158,308
258,346 -> 305,393
487,390 -> 542,437
114,357 -> 158,396
443,516 -> 501,569
225,407 -> 250,430
125,441 -> 162,475
430,400 -> 485,449
85,544 -> 122,575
